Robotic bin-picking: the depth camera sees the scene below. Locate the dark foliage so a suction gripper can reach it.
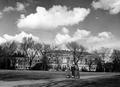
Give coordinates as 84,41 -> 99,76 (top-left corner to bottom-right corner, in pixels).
111,49 -> 120,72
0,57 -> 11,69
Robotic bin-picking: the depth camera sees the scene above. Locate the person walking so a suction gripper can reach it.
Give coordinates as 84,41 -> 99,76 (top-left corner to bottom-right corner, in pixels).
71,64 -> 75,78
75,64 -> 80,79
66,64 -> 71,78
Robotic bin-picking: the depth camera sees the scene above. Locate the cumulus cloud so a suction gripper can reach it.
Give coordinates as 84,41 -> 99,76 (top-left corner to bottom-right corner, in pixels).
55,29 -> 91,44
16,2 -> 26,12
54,29 -> 115,49
72,29 -> 91,41
17,5 -> 90,29
92,0 -> 120,14
3,6 -> 15,12
3,2 -> 25,12
0,31 -> 39,44
0,12 -> 3,18
0,37 -> 6,44
98,32 -> 113,38
87,32 -> 113,43
62,27 -> 69,34
55,33 -> 71,44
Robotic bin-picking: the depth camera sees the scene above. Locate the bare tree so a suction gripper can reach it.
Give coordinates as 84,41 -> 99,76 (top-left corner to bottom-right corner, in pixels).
66,42 -> 86,78
92,48 -> 111,72
34,43 -> 51,55
21,37 -> 35,55
1,41 -> 18,69
97,48 -> 111,72
111,49 -> 120,72
52,50 -> 63,71
27,48 -> 38,69
92,50 -> 103,72
1,41 -> 17,56
85,55 -> 95,71
20,37 -> 38,69
66,42 -> 86,66
34,43 -> 54,70
99,48 -> 111,62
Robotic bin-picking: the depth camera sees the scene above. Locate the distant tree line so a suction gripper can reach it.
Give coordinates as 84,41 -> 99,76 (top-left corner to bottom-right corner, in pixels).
0,37 -> 120,72
91,48 -> 120,72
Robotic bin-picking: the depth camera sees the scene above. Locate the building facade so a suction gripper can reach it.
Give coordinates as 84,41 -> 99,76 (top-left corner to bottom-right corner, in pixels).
15,50 -> 97,71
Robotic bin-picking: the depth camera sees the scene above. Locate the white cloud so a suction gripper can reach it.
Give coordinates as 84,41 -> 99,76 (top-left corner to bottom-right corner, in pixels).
0,12 -> 3,18
55,29 -> 91,44
87,32 -> 113,43
72,29 -> 91,41
98,32 -> 113,39
92,0 -> 120,14
17,5 -> 90,29
54,29 -> 116,50
0,31 -> 39,44
0,37 -> 6,44
3,6 -> 14,12
62,27 -> 69,34
3,2 -> 25,12
55,33 -> 71,44
16,2 -> 25,12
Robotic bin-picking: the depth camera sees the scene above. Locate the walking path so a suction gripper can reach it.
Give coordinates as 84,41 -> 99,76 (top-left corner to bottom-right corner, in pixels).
0,74 -> 117,87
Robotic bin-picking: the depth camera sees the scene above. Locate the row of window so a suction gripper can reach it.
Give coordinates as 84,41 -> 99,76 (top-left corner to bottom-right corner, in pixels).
16,66 -> 29,69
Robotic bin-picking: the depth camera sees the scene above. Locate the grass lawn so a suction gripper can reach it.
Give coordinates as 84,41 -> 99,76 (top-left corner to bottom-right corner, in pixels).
0,70 -> 66,81
0,70 -> 119,81
0,70 -> 120,87
16,75 -> 120,87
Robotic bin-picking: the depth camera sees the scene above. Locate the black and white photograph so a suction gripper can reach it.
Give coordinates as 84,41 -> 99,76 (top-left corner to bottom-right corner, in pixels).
0,0 -> 120,87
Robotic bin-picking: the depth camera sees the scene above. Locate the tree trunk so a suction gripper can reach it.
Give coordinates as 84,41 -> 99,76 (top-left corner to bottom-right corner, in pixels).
29,59 -> 32,70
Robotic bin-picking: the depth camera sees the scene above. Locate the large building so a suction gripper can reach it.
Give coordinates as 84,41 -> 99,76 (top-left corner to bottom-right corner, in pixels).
15,50 -> 97,71
47,50 -> 97,71
15,57 -> 42,70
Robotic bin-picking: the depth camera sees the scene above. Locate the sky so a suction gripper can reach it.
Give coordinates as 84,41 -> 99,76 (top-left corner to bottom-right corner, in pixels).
0,0 -> 120,50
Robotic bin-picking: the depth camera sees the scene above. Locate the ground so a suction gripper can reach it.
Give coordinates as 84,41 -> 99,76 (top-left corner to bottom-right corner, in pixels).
0,70 -> 120,87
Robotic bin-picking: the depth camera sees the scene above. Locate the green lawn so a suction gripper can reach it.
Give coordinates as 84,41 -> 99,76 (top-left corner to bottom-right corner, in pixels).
0,70 -> 118,81
16,75 -> 120,87
0,70 -> 66,81
0,70 -> 120,87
